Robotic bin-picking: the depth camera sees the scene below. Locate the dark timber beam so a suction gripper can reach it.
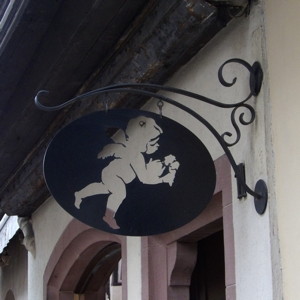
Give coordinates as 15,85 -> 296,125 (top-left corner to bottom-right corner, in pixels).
0,0 -> 150,188
0,0 -> 235,216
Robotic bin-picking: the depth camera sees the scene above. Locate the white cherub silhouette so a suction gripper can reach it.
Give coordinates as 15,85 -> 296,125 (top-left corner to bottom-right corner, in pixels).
74,116 -> 180,229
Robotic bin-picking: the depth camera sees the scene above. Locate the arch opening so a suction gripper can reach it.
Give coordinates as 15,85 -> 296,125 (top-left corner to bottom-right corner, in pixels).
45,220 -> 125,300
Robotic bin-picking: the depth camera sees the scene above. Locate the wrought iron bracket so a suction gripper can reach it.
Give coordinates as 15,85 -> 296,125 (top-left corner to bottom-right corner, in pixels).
34,58 -> 268,214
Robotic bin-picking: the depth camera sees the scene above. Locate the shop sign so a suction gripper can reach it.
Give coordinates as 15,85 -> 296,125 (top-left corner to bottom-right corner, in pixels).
44,109 -> 216,236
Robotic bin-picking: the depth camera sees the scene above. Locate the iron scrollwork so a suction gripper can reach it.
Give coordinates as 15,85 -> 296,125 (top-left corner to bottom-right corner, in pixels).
35,58 -> 268,214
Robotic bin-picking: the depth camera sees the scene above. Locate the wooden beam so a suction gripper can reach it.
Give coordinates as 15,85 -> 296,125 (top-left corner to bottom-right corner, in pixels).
0,0 -> 149,186
0,0 -> 233,216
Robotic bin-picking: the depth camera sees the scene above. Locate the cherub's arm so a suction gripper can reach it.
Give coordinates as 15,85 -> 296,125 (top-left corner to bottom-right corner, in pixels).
130,154 -> 165,185
131,154 -> 179,186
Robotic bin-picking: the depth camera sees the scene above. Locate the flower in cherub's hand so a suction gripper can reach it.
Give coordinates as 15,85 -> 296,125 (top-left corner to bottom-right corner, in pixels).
170,160 -> 180,171
164,155 -> 180,170
163,155 -> 176,165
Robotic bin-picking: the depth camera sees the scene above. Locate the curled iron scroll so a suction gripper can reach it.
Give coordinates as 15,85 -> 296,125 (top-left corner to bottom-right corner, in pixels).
221,103 -> 256,147
35,58 -> 268,214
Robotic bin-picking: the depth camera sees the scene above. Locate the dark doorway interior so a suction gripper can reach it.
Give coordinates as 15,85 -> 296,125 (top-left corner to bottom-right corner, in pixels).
190,230 -> 225,300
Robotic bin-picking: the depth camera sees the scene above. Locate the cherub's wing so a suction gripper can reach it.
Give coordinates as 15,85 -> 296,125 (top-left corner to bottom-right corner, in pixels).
97,143 -> 125,159
110,129 -> 127,144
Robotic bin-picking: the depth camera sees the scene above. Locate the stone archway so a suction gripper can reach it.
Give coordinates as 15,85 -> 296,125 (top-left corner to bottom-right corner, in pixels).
44,219 -> 126,300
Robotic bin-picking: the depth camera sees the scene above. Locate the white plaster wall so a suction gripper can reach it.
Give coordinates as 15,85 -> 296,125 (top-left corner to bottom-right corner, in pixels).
110,285 -> 122,300
143,3 -> 274,300
126,237 -> 142,300
264,1 -> 300,299
29,197 -> 72,300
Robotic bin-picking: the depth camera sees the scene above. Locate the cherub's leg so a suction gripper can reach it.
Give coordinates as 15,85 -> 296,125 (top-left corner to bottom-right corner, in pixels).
102,177 -> 126,230
74,182 -> 109,208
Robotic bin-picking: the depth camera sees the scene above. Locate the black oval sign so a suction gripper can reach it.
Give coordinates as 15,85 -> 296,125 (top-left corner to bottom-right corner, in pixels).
44,109 -> 216,236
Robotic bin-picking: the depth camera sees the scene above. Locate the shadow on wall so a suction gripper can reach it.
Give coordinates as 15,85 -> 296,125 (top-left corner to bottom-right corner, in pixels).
5,290 -> 15,300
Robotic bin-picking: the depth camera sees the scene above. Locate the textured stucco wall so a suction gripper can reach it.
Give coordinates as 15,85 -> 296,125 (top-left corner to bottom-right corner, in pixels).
264,1 -> 300,299
29,197 -> 72,300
